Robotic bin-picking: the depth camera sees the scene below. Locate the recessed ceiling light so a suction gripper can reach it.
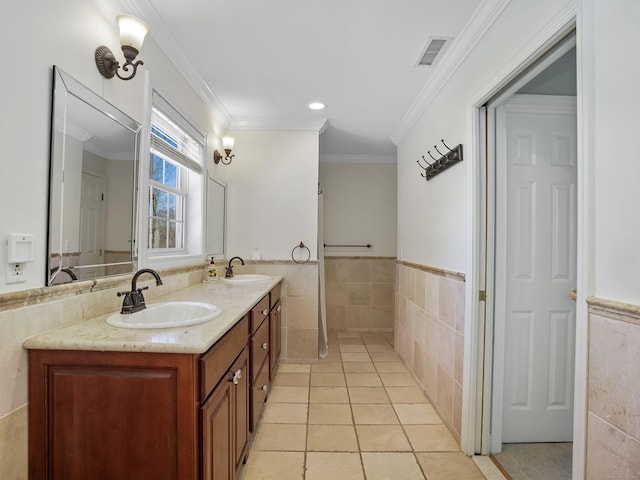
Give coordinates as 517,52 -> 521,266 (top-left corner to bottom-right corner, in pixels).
308,102 -> 326,110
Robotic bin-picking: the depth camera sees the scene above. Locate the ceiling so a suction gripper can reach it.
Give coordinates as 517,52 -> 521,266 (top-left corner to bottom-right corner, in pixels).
125,0 -> 486,158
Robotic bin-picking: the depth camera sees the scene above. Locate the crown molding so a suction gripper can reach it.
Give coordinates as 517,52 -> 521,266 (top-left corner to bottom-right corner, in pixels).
230,117 -> 328,132
120,0 -> 231,127
390,0 -> 512,145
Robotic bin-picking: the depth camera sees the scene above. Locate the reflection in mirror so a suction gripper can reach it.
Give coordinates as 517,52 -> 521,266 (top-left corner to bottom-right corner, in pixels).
206,174 -> 226,258
47,66 -> 141,285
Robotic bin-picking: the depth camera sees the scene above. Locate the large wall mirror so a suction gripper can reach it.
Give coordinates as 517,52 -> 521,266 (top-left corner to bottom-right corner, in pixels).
206,173 -> 226,258
47,66 -> 141,285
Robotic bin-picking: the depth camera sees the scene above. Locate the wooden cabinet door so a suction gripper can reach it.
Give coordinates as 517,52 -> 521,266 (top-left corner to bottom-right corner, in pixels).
231,348 -> 249,471
269,300 -> 282,379
201,378 -> 234,480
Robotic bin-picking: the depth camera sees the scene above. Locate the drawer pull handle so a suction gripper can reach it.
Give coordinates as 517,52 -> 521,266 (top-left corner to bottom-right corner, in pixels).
232,369 -> 242,385
261,385 -> 268,391
262,309 -> 269,316
261,342 -> 268,350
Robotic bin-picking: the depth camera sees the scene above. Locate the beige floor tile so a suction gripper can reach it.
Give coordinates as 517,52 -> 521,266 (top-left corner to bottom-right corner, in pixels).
415,452 -> 486,480
348,387 -> 390,404
277,363 -> 311,374
352,403 -> 399,424
337,337 -> 365,345
267,386 -> 309,404
366,343 -> 394,352
380,372 -> 418,387
305,452 -> 364,480
310,373 -> 346,387
308,403 -> 353,424
343,362 -> 377,373
311,362 -> 344,373
360,333 -> 391,345
310,386 -> 350,404
272,373 -> 310,387
261,403 -> 308,424
404,425 -> 460,451
345,373 -> 383,387
370,351 -> 401,362
356,425 -> 412,451
307,424 -> 359,451
341,352 -> 372,362
375,361 -> 410,373
394,403 -> 443,425
339,344 -> 367,352
361,452 -> 426,480
386,386 -> 429,403
252,424 -> 307,451
243,451 -> 305,480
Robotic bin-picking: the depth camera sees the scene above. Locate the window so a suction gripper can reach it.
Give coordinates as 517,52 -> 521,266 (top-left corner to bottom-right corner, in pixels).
147,92 -> 206,257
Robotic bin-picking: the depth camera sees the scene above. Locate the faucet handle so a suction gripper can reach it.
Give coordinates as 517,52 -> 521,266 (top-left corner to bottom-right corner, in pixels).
117,290 -> 132,297
136,286 -> 149,293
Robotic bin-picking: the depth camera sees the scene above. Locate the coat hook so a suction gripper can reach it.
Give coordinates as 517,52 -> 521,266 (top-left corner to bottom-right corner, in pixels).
441,139 -> 453,152
434,145 -> 445,157
421,155 -> 432,166
427,150 -> 438,161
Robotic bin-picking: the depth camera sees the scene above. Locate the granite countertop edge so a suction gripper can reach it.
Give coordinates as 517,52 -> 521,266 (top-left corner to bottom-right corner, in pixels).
23,276 -> 283,355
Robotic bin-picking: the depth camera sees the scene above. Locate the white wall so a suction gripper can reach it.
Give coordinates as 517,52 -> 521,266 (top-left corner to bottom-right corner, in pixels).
319,161 -> 397,257
398,0 -> 576,274
0,0 -> 229,293
225,129 -> 319,261
590,0 -> 640,304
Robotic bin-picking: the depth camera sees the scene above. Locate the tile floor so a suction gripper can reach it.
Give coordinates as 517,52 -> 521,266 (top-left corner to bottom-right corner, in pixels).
241,332 -> 486,480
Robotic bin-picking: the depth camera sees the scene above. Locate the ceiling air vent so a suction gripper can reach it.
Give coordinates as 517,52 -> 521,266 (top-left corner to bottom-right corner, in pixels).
417,37 -> 451,66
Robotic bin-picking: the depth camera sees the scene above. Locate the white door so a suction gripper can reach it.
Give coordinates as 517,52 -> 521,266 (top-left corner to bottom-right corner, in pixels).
79,171 -> 105,268
494,95 -> 577,444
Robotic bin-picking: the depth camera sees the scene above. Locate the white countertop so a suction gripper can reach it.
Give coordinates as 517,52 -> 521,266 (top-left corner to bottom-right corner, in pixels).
23,276 -> 283,355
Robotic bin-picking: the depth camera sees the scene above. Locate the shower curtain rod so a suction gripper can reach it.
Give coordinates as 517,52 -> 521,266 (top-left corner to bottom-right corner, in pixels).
324,243 -> 373,248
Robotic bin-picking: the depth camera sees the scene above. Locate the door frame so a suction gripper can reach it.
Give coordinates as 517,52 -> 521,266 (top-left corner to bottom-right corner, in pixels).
461,6 -> 589,479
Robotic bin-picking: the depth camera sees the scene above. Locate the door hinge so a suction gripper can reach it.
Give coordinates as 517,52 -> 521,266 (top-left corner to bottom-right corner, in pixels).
479,290 -> 487,302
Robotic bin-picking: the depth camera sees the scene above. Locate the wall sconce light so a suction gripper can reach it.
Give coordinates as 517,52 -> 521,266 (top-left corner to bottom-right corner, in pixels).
214,136 -> 236,165
95,15 -> 150,81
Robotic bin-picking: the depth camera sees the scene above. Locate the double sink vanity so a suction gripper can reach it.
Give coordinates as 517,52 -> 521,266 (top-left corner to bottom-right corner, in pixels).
24,273 -> 283,480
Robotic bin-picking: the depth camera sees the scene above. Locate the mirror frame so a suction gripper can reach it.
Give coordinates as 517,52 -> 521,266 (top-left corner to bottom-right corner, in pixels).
47,66 -> 141,285
205,172 -> 227,259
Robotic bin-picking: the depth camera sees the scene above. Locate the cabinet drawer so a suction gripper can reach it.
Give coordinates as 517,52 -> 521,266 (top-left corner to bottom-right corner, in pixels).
250,318 -> 269,381
200,316 -> 249,402
250,295 -> 270,334
250,361 -> 270,431
269,282 -> 281,310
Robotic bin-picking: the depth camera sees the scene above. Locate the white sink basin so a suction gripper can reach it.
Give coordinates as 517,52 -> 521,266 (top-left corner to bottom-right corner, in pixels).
224,274 -> 270,284
106,301 -> 222,329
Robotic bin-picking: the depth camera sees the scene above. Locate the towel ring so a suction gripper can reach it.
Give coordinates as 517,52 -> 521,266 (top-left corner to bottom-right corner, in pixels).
292,242 -> 311,264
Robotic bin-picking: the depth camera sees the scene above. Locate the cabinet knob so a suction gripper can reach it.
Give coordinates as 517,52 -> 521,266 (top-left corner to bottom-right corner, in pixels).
262,309 -> 269,316
261,385 -> 268,391
232,369 -> 242,385
276,305 -> 281,312
261,342 -> 268,350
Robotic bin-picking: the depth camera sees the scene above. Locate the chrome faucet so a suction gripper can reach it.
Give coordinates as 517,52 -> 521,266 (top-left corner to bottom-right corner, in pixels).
225,257 -> 245,278
117,268 -> 163,314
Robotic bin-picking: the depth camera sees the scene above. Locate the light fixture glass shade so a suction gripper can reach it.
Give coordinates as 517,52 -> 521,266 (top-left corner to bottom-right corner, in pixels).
222,136 -> 235,151
117,14 -> 150,51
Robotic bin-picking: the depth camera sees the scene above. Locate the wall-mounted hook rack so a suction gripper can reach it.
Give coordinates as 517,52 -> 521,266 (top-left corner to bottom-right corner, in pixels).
416,139 -> 463,181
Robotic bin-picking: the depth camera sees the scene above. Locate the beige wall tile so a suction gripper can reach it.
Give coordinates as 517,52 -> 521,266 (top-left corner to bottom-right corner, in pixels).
371,305 -> 394,331
349,260 -> 372,283
437,366 -> 454,425
372,283 -> 394,306
438,277 -> 456,328
371,259 -> 395,283
286,296 -> 318,329
348,283 -> 371,306
626,321 -> 640,438
454,332 -> 464,385
414,270 -> 426,311
286,264 -> 318,297
424,272 -> 439,318
285,327 -> 318,360
452,381 -> 463,439
589,315 -> 628,432
0,406 -> 27,480
326,282 -> 348,306
325,259 -> 350,283
347,306 -> 372,330
586,413 -> 628,480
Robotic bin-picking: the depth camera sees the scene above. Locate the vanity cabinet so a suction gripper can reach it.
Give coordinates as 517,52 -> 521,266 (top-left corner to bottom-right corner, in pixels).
28,281 -> 283,480
249,294 -> 270,431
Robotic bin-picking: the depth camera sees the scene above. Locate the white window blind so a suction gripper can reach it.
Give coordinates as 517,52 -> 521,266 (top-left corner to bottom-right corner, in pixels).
150,92 -> 205,173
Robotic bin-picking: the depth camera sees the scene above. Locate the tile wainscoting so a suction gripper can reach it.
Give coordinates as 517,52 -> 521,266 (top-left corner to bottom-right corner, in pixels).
324,256 -> 396,333
0,261 -> 317,479
586,297 -> 640,479
395,261 -> 465,443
